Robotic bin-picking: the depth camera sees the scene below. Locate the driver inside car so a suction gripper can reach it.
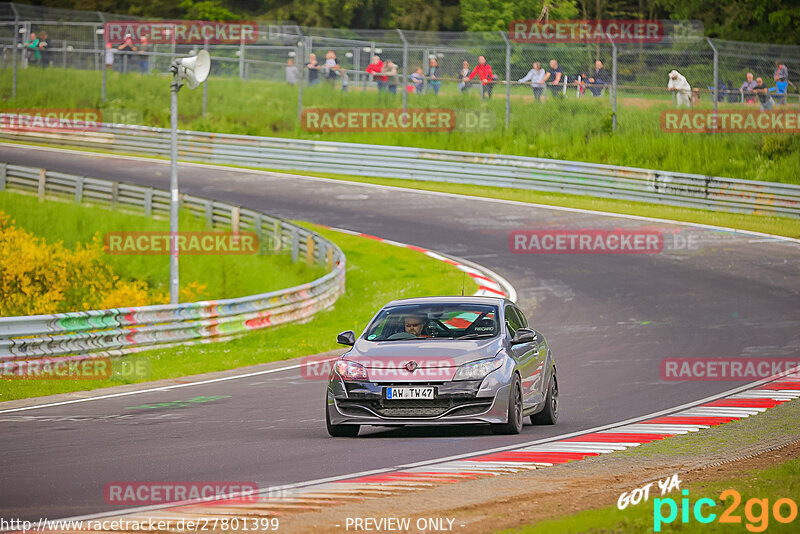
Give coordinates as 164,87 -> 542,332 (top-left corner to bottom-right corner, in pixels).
404,315 -> 427,337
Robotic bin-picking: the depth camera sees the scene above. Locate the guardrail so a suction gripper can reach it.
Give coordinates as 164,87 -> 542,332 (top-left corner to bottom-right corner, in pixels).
1,120 -> 798,218
0,161 -> 346,365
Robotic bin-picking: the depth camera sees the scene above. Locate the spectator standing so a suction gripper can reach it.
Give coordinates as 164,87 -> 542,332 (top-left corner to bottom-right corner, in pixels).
38,31 -> 51,68
366,55 -> 386,91
667,69 -> 692,107
117,34 -> 137,73
383,59 -> 398,94
324,50 -> 340,85
773,61 -> 788,104
466,55 -> 493,100
588,60 -> 610,96
458,60 -> 471,92
739,72 -> 757,103
410,67 -> 424,93
427,58 -> 442,95
543,59 -> 563,97
519,61 -> 546,101
138,36 -> 151,74
24,32 -> 40,66
104,41 -> 115,70
753,77 -> 773,112
285,58 -> 299,85
306,53 -> 320,85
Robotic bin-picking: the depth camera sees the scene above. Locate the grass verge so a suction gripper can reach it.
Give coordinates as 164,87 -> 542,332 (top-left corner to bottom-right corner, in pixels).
0,189 -> 327,301
509,399 -> 800,534
1,67 -> 799,185
0,225 -> 478,401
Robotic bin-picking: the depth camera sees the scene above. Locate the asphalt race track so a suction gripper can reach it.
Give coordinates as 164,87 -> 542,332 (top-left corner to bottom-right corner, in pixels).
1,144 -> 799,521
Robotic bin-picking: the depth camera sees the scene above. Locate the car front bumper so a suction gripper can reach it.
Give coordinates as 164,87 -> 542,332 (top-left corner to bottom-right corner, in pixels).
326,377 -> 512,426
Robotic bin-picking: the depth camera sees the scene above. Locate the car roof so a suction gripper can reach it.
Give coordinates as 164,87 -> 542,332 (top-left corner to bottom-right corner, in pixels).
383,296 -> 510,307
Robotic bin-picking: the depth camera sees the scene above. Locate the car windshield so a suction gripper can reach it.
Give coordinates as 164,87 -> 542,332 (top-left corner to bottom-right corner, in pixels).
364,303 -> 500,341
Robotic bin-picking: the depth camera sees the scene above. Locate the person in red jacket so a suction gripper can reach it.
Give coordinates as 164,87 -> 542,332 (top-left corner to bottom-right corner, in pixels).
464,56 -> 493,99
366,55 -> 387,91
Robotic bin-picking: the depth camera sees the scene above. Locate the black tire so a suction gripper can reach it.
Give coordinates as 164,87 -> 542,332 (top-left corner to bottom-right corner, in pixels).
491,373 -> 523,435
530,373 -> 558,425
326,403 -> 360,437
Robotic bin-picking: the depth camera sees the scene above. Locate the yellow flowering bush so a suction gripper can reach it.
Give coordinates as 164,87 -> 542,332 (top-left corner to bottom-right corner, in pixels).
0,212 -> 207,316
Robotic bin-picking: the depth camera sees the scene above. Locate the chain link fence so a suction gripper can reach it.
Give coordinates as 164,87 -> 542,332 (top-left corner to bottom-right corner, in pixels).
1,2 -> 799,134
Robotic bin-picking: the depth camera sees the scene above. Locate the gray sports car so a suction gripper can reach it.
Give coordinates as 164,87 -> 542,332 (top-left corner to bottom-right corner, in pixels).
325,296 -> 558,437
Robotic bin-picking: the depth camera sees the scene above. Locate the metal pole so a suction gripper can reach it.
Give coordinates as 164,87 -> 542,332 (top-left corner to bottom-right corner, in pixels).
238,31 -> 244,79
202,38 -> 208,116
101,38 -> 107,101
169,73 -> 180,304
11,21 -> 18,98
707,38 -> 718,133
365,42 -> 375,92
500,31 -> 511,129
422,48 -> 429,94
608,33 -> 617,132
397,29 -> 408,117
297,39 -> 304,124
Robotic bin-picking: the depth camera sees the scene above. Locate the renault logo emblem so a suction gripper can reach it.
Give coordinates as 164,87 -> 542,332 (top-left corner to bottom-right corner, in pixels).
404,361 -> 418,372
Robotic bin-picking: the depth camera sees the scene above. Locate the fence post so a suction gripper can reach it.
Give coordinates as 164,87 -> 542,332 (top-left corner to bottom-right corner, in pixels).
608,33 -> 617,132
144,188 -> 153,217
38,169 -> 46,201
500,31 -> 511,129
11,4 -> 18,98
706,38 -> 718,134
0,162 -> 7,190
62,39 -> 67,69
75,176 -> 84,203
397,30 -> 408,119
202,38 -> 209,116
297,38 -> 305,124
291,229 -> 299,262
364,42 -> 375,92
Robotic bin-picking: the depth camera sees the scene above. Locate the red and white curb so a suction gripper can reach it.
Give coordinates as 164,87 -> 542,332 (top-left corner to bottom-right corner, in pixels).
57,373 -> 800,526
323,227 -> 517,302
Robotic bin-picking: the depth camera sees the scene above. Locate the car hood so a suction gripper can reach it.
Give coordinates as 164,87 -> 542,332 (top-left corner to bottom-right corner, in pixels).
344,337 -> 504,382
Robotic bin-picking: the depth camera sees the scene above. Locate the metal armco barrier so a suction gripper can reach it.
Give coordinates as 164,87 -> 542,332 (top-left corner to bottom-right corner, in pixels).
1,120 -> 798,218
0,162 -> 346,364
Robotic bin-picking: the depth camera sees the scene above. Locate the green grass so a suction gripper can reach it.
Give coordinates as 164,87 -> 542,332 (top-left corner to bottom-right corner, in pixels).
512,459 -> 800,533
0,189 -> 326,301
1,67 -> 799,185
509,399 -> 800,533
0,225 -> 478,401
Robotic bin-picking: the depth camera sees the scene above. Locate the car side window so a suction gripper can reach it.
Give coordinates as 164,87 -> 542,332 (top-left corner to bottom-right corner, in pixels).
513,306 -> 529,328
504,305 -> 522,337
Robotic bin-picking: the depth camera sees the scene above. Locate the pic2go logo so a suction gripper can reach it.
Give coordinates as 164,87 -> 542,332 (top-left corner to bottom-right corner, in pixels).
654,489 -> 799,532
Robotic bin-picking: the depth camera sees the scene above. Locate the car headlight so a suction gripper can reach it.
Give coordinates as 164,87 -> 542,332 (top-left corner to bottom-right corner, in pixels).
453,357 -> 502,381
335,360 -> 368,381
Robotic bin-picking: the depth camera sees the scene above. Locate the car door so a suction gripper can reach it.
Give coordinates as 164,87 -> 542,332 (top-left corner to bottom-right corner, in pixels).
516,306 -> 547,404
505,305 -> 538,409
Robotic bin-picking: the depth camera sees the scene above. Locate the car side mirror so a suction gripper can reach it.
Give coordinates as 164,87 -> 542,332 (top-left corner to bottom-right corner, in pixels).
511,327 -> 538,345
337,330 -> 356,346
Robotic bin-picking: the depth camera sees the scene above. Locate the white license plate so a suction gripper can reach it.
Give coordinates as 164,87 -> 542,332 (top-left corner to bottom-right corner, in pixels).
385,387 -> 435,400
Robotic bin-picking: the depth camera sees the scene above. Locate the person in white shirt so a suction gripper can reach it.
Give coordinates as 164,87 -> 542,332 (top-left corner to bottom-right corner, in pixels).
519,61 -> 546,101
668,69 -> 692,108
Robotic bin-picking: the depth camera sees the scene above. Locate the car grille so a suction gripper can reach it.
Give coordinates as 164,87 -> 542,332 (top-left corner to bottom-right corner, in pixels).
337,399 -> 493,418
